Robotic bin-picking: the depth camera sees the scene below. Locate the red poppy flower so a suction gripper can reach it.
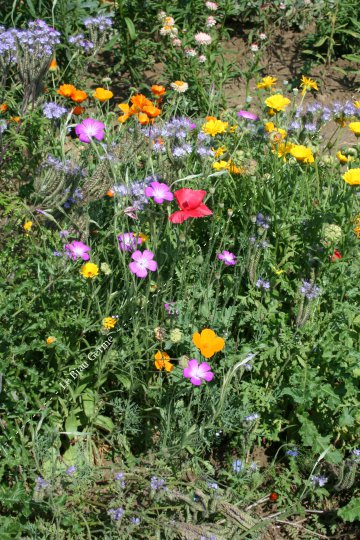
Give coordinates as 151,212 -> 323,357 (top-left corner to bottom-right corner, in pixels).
330,249 -> 342,262
269,492 -> 279,501
169,188 -> 213,224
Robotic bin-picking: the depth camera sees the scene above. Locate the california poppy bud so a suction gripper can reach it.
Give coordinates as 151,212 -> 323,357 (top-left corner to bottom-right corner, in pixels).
269,492 -> 279,501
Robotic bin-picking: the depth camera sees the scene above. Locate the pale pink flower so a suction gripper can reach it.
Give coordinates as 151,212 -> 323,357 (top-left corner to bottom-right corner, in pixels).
250,43 -> 259,52
172,38 -> 182,47
206,16 -> 216,28
129,250 -> 157,279
259,33 -> 267,40
198,54 -> 206,63
205,1 -> 218,10
195,32 -> 212,46
185,48 -> 197,57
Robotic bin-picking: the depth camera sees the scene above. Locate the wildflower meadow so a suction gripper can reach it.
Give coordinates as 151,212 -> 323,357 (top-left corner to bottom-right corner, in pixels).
0,1 -> 359,538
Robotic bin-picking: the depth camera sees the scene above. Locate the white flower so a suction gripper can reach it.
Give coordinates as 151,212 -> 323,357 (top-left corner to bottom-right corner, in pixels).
259,32 -> 267,40
157,11 -> 167,21
206,16 -> 216,28
170,81 -> 189,93
164,16 -> 175,26
198,54 -> 206,63
185,48 -> 197,57
172,38 -> 182,47
250,43 -> 259,52
195,32 -> 212,45
160,25 -> 178,37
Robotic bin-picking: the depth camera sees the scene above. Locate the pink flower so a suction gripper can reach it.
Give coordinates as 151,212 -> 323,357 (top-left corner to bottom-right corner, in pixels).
145,182 -> 174,204
129,250 -> 157,278
237,110 -> 259,121
250,43 -> 259,52
206,16 -> 216,28
123,207 -> 139,220
205,1 -> 218,10
218,250 -> 237,266
65,240 -> 91,261
75,118 -> 105,143
195,32 -> 212,45
169,188 -> 213,224
118,232 -> 142,252
183,359 -> 214,386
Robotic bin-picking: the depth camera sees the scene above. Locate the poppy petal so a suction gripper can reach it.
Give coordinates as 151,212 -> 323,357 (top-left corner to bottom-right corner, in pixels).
192,332 -> 202,349
175,188 -> 207,210
169,210 -> 190,224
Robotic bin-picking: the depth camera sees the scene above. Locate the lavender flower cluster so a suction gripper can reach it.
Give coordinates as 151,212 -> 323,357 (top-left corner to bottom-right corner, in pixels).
69,15 -> 112,53
112,175 -> 158,211
300,280 -> 321,299
143,118 -> 214,158
42,102 -> 67,120
0,20 -> 59,64
41,154 -> 86,178
68,34 -> 94,53
289,101 -> 360,133
83,16 -> 113,30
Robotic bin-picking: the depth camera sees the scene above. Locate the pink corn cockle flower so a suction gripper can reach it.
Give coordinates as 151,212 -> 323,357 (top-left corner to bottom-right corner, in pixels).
145,182 -> 174,204
183,359 -> 214,386
65,240 -> 91,261
237,110 -> 259,121
118,232 -> 142,252
218,250 -> 237,266
75,118 -> 105,143
129,250 -> 157,278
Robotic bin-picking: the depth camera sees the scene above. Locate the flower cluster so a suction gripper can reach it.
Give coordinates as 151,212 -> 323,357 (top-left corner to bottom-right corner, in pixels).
118,94 -> 161,125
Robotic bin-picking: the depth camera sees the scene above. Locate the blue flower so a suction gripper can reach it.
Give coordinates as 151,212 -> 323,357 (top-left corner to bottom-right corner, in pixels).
232,459 -> 244,473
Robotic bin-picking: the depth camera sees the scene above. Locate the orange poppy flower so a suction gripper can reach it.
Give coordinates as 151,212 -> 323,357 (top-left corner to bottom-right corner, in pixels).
118,103 -> 131,123
72,106 -> 85,115
151,84 -> 166,97
49,58 -> 58,71
142,104 -> 161,118
154,351 -> 174,372
192,328 -> 225,358
57,84 -> 77,98
138,112 -> 150,125
130,94 -> 153,112
9,116 -> 20,123
93,87 -> 114,102
0,104 -> 8,113
71,90 -> 88,103
106,190 -> 114,197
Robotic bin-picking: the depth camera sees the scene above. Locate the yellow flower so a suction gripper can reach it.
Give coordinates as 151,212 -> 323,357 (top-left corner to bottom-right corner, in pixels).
23,220 -> 33,232
213,146 -> 227,158
300,75 -> 318,95
192,328 -> 225,358
229,125 -> 238,133
213,160 -> 229,170
349,122 -> 360,137
154,350 -> 174,372
336,151 -> 352,164
257,76 -> 277,89
80,262 -> 99,278
354,225 -> 360,238
93,87 -> 114,102
343,168 -> 360,185
202,118 -> 229,136
170,328 -> 182,343
269,128 -> 287,143
102,317 -> 118,330
274,141 -> 294,160
49,58 -> 58,71
134,232 -> 149,242
354,101 -> 360,109
264,122 -> 275,132
265,94 -> 291,112
46,336 -> 56,344
290,144 -> 314,164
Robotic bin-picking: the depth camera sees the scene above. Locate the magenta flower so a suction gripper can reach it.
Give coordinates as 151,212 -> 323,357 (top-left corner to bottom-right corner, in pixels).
218,250 -> 237,266
183,359 -> 214,386
129,250 -> 157,278
237,110 -> 259,121
118,232 -> 142,252
75,118 -> 105,143
65,240 -> 91,261
145,182 -> 174,204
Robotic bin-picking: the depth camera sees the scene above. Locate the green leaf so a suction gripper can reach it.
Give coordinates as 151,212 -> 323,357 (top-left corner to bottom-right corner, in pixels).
65,414 -> 79,434
124,17 -> 137,40
93,415 -> 115,433
82,389 -> 96,418
313,36 -> 328,47
338,498 -> 360,523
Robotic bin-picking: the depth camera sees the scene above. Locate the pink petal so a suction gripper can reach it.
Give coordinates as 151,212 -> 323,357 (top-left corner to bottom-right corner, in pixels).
190,377 -> 203,386
146,260 -> 157,271
142,250 -> 154,260
202,371 -> 214,382
131,250 -> 143,261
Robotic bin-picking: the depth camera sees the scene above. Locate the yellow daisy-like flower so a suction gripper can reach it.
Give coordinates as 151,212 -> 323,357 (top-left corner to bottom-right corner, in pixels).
102,317 -> 118,330
213,160 -> 229,171
213,146 -> 227,158
349,122 -> 360,137
300,75 -> 318,96
265,94 -> 291,112
290,144 -> 314,164
271,266 -> 285,275
134,232 -> 149,242
154,350 -> 174,372
257,76 -> 277,90
264,122 -> 275,132
336,151 -> 352,164
80,262 -> 99,278
229,125 -> 238,133
23,220 -> 33,232
46,336 -> 56,344
274,141 -> 294,160
354,225 -> 360,238
202,118 -> 229,136
343,168 -> 360,185
354,101 -> 360,109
